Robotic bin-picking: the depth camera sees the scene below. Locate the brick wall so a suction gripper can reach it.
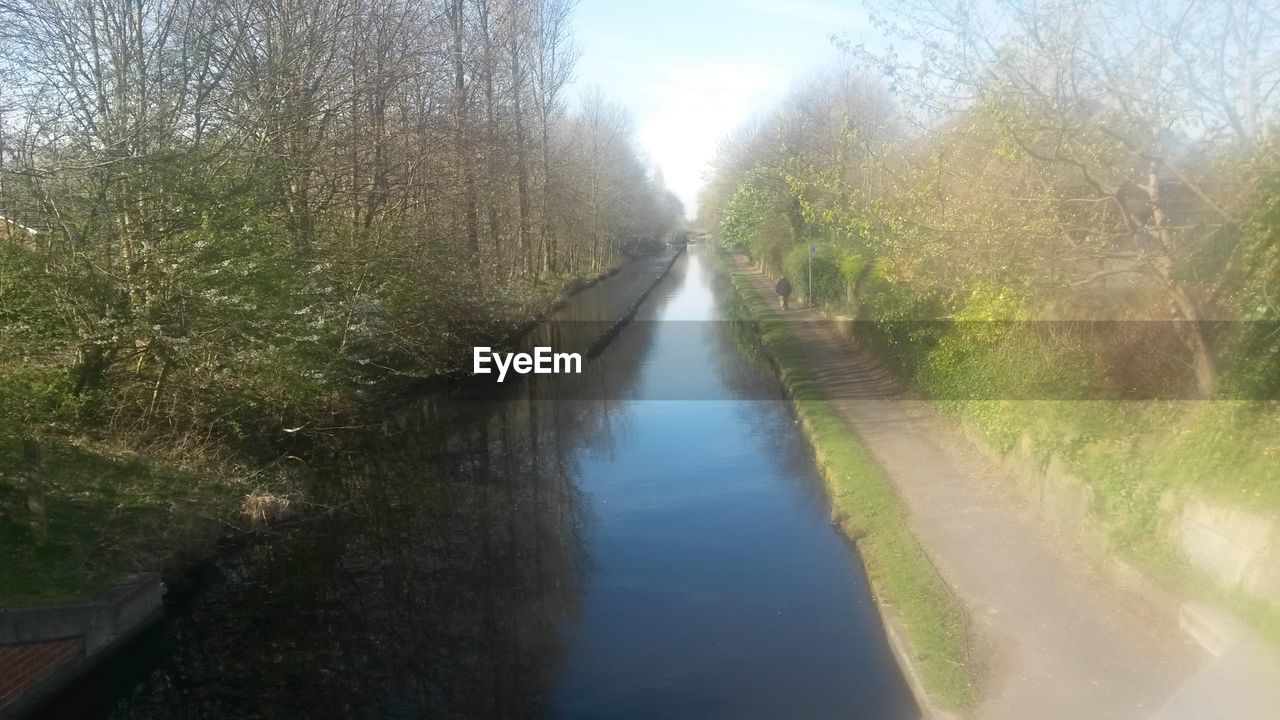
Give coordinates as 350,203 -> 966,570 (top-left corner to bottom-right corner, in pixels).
0,638 -> 84,711
0,575 -> 160,714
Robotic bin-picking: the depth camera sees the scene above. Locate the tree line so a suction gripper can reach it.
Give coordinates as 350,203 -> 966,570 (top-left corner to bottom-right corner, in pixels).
0,0 -> 683,448
700,0 -> 1279,400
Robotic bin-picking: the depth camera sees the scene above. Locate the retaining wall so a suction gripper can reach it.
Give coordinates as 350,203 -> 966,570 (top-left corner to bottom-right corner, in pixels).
0,574 -> 162,719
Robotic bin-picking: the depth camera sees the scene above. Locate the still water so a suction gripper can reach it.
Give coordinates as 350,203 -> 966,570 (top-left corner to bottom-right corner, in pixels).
54,247 -> 915,719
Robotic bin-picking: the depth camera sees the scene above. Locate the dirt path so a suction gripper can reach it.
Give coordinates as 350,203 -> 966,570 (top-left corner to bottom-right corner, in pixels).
733,256 -> 1204,720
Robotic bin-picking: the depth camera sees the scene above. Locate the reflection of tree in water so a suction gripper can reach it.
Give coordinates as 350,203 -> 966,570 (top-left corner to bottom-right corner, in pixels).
676,258 -> 827,510
112,261 -> 680,719
699,260 -> 783,404
113,387 -> 603,719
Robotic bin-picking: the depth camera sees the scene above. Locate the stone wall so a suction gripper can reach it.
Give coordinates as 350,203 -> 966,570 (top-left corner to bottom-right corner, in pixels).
1173,496 -> 1280,601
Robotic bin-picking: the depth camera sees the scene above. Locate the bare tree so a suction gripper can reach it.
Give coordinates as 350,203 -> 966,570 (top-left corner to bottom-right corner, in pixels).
846,0 -> 1280,394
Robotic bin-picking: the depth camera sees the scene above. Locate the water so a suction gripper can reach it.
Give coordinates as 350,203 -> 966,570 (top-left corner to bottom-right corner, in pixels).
47,247 -> 915,719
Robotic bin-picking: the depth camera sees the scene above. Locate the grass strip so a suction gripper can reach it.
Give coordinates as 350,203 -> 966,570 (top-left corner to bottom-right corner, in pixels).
725,266 -> 976,711
0,436 -> 244,606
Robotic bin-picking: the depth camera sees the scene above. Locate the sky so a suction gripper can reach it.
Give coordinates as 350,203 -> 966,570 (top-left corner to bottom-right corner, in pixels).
570,0 -> 872,219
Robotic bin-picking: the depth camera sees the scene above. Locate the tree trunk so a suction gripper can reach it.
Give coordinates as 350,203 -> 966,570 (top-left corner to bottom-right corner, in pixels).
510,34 -> 532,275
1147,166 -> 1217,396
451,0 -> 479,254
22,438 -> 47,546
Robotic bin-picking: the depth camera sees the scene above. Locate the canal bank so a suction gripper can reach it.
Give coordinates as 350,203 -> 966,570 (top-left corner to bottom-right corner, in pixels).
725,253 -> 1245,720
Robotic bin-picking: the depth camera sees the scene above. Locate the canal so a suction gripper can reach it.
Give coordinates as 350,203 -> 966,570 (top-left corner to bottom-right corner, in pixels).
46,246 -> 916,719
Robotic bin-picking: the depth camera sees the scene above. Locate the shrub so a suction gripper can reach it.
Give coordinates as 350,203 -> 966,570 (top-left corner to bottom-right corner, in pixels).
859,270 -> 948,377
783,243 -> 843,306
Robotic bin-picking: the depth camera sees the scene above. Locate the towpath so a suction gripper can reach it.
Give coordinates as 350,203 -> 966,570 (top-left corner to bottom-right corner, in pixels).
733,255 -> 1246,720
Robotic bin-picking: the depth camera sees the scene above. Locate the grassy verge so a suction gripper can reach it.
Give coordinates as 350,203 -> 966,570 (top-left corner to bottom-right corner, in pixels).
723,263 -> 976,711
0,435 -> 258,607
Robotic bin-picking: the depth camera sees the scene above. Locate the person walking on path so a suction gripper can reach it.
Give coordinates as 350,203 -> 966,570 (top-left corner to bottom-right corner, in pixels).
775,276 -> 793,311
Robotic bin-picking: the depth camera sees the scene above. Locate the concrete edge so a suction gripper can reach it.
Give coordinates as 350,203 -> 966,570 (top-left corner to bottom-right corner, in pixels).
585,246 -> 684,358
859,552 -> 960,720
1180,601 -> 1246,657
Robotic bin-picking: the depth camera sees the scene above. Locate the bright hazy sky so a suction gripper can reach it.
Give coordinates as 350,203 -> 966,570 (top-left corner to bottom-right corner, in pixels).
571,0 -> 871,218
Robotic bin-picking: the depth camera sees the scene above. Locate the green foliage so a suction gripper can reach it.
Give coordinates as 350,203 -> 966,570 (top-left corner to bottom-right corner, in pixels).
919,284 -> 1092,406
857,270 -> 948,378
718,169 -> 798,270
719,176 -> 768,252
0,436 -> 241,605
703,0 -> 1280,662
941,397 -> 1280,649
0,249 -> 87,435
838,252 -> 868,290
0,0 -> 689,613
782,244 -> 843,305
1221,160 -> 1280,399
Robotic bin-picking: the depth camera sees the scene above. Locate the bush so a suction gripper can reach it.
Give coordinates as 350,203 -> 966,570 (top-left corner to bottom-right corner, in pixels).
783,243 -> 843,306
859,271 -> 948,377
1220,165 -> 1280,400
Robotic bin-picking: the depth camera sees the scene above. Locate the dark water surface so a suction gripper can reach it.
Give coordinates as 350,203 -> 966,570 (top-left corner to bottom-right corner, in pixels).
49,247 -> 915,719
